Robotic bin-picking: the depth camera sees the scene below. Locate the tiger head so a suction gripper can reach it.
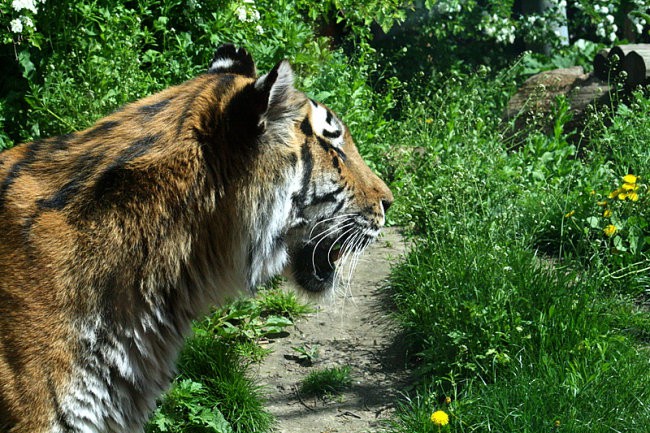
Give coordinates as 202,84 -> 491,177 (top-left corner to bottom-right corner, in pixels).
207,45 -> 393,295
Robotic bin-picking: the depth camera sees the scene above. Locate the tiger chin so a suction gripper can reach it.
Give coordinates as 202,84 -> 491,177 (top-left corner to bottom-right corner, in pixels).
0,44 -> 393,433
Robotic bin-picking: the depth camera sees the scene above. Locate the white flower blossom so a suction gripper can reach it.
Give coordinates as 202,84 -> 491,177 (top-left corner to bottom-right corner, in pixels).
10,18 -> 23,33
22,16 -> 34,29
635,21 -> 644,34
236,6 -> 247,22
12,0 -> 37,13
255,24 -> 264,34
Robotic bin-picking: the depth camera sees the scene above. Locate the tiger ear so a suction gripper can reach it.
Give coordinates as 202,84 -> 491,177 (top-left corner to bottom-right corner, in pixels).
253,60 -> 295,121
208,44 -> 256,77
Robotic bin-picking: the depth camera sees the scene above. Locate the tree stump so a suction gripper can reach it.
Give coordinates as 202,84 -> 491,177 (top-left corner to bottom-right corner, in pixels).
505,67 -> 611,140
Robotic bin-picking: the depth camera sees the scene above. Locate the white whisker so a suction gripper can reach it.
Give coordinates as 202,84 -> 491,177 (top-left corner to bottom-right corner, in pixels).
308,220 -> 355,244
308,214 -> 356,239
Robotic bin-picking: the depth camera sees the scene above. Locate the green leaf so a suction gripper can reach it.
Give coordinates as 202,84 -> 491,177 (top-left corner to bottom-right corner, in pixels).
18,50 -> 35,79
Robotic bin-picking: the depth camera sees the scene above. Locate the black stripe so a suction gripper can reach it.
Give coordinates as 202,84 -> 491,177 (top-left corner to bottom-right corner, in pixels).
316,136 -> 347,162
329,199 -> 345,217
332,156 -> 341,173
38,152 -> 104,211
291,140 -> 313,214
322,128 -> 342,139
300,116 -> 313,136
139,98 -> 172,116
93,134 -> 161,201
312,185 -> 344,205
325,109 -> 333,124
316,136 -> 330,152
83,121 -> 120,141
0,139 -> 44,210
52,133 -> 75,151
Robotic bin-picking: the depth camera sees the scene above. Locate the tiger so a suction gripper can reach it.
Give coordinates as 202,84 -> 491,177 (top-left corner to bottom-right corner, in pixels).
0,44 -> 393,432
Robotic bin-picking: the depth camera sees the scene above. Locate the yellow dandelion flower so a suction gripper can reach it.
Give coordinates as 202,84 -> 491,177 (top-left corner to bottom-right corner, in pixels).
629,192 -> 639,202
431,410 -> 449,426
622,182 -> 638,191
623,174 -> 638,184
603,224 -> 617,237
618,192 -> 628,200
609,189 -> 621,199
603,209 -> 612,218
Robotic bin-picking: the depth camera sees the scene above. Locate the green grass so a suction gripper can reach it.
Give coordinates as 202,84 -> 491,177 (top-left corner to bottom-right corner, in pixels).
383,68 -> 650,432
147,287 -> 314,432
147,337 -> 272,433
299,366 -> 353,397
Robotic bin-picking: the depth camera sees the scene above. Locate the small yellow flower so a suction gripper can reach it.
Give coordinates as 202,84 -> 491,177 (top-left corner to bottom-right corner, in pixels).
623,174 -> 638,184
431,410 -> 449,426
603,224 -> 617,237
618,192 -> 628,200
628,192 -> 639,202
622,182 -> 638,191
425,118 -> 433,124
445,396 -> 452,405
564,210 -> 575,218
597,201 -> 607,206
603,209 -> 612,218
554,420 -> 561,427
609,189 -> 621,199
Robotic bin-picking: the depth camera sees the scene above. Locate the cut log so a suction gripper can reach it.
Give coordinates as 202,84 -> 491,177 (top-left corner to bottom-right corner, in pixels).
608,44 -> 650,77
622,49 -> 650,87
593,48 -> 610,80
505,67 -> 612,141
505,67 -> 587,121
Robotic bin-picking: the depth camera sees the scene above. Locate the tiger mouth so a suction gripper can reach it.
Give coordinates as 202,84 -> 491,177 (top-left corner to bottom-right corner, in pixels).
291,234 -> 350,293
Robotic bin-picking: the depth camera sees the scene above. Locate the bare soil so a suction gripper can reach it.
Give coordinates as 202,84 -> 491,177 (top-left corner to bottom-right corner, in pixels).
255,227 -> 411,433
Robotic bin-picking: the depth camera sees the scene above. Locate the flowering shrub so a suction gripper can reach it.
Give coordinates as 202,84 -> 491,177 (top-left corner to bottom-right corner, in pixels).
1,0 -> 45,49
572,0 -> 648,43
376,0 -> 650,79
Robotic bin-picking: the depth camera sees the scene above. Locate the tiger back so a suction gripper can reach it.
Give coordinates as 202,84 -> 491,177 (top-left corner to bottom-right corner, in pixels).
0,44 -> 393,433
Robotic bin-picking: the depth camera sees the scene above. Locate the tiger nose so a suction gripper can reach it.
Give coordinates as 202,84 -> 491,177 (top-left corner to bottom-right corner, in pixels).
381,198 -> 393,214
380,188 -> 394,214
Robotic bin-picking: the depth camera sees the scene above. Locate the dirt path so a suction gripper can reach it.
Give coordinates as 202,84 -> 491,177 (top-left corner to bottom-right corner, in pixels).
256,227 -> 411,433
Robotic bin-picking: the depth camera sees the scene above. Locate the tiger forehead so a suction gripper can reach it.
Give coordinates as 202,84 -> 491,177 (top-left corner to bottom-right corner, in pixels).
307,99 -> 345,148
